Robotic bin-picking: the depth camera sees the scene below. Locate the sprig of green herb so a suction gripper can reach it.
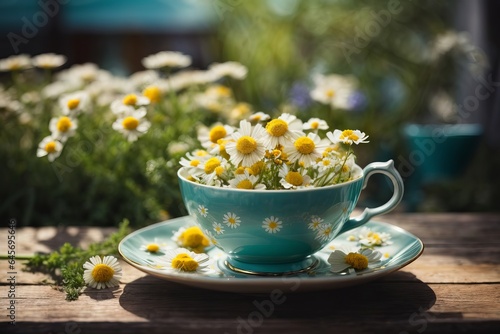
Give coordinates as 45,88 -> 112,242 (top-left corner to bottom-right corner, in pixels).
23,219 -> 131,301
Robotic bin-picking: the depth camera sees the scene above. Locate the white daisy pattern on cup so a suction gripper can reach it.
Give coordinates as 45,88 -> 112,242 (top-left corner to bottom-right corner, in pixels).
316,223 -> 334,242
262,216 -> 283,234
308,216 -> 324,231
212,222 -> 225,235
198,205 -> 208,217
223,212 -> 241,229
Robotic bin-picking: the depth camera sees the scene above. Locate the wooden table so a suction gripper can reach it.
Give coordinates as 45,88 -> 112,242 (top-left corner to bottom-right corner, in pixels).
1,213 -> 500,333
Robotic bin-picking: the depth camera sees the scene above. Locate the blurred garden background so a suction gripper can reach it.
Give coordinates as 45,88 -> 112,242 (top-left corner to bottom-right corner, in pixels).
1,0 -> 499,228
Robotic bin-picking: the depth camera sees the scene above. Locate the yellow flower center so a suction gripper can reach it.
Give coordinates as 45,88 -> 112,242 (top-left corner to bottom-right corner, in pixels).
236,136 -> 257,155
268,221 -> 278,229
215,166 -> 225,176
146,243 -> 160,252
67,98 -> 80,110
91,263 -> 115,282
56,116 -> 72,133
180,226 -> 209,249
123,94 -> 138,106
266,119 -> 288,137
204,157 -> 221,174
195,150 -> 208,157
345,253 -> 369,270
322,159 -> 331,166
326,89 -> 335,98
237,179 -> 253,189
285,171 -> 304,186
294,137 -> 315,154
340,130 -> 359,142
209,125 -> 227,143
171,253 -> 199,272
122,116 -> 139,130
213,85 -> 231,97
190,159 -> 200,167
310,121 -> 319,129
249,161 -> 264,175
235,166 -> 246,174
143,86 -> 161,103
44,141 -> 57,153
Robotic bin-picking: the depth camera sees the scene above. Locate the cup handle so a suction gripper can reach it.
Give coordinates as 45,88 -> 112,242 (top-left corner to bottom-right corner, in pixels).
337,160 -> 404,235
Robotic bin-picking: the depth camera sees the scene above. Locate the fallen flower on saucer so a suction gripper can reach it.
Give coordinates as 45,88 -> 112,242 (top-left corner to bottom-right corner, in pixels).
83,255 -> 122,289
139,238 -> 167,253
171,226 -> 210,253
159,248 -> 210,273
328,248 -> 382,273
347,227 -> 392,247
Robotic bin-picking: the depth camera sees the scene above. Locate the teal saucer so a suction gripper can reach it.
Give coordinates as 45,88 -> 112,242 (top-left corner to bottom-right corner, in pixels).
118,216 -> 423,293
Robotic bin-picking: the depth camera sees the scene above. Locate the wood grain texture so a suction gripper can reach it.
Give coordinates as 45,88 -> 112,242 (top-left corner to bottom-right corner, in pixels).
1,212 -> 500,333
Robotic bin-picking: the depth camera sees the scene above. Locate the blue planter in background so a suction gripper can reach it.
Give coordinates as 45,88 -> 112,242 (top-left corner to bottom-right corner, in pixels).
401,123 -> 483,210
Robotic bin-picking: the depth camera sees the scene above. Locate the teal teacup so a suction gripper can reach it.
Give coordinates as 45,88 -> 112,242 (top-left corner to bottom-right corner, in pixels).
178,160 -> 404,275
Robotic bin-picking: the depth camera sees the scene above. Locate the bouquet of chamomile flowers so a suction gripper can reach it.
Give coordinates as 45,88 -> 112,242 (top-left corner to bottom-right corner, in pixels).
180,113 -> 369,190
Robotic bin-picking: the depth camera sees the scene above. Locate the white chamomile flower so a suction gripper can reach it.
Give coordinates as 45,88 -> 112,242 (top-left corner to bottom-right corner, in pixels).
83,255 -> 122,289
328,248 -> 382,273
32,53 -> 67,69
0,54 -> 32,71
59,91 -> 90,115
310,73 -> 357,110
228,170 -> 266,190
142,51 -> 191,69
179,152 -> 209,178
56,62 -> 111,84
353,227 -> 392,247
197,123 -> 234,150
171,226 -> 210,253
197,156 -> 227,186
248,112 -> 271,123
278,164 -> 311,189
225,120 -> 266,167
36,136 -> 63,162
314,155 -> 338,172
303,118 -> 329,132
262,216 -> 283,234
159,248 -> 210,273
284,132 -> 330,167
139,238 -> 167,253
327,129 -> 369,145
208,61 -> 248,80
262,113 -> 303,149
49,116 -> 77,142
112,108 -> 151,142
111,93 -> 150,115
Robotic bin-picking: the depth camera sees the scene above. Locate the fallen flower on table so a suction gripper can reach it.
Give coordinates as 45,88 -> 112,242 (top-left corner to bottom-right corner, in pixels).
328,248 -> 382,273
83,255 -> 123,289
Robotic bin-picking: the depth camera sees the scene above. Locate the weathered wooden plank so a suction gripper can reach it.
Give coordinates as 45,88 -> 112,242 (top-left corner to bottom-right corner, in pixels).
1,282 -> 499,332
378,213 -> 500,245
